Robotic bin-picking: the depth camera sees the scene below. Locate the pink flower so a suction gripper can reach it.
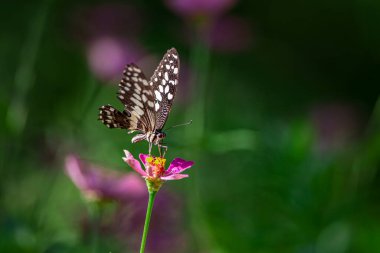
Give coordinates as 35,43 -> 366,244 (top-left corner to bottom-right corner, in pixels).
86,37 -> 144,83
122,150 -> 194,181
64,154 -> 146,201
69,3 -> 145,83
165,0 -> 237,19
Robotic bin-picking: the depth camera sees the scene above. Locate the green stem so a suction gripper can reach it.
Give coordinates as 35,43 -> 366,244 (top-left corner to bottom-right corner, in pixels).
88,202 -> 101,253
139,191 -> 157,253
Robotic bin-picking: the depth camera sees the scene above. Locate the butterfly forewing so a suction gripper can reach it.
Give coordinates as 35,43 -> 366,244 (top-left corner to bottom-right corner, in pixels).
117,63 -> 156,131
149,48 -> 179,130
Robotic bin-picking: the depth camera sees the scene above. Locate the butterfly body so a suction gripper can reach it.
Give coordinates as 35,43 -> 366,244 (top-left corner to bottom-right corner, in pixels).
99,48 -> 179,155
130,130 -> 166,144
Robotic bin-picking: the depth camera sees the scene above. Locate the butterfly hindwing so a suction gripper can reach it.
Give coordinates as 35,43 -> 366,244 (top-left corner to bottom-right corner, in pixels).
149,48 -> 179,130
99,104 -> 138,129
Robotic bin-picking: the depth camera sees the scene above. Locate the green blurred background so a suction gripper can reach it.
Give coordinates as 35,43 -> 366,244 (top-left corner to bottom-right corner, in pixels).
1,0 -> 380,252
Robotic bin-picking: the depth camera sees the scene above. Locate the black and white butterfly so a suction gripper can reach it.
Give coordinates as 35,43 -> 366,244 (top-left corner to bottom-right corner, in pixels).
98,48 -> 179,155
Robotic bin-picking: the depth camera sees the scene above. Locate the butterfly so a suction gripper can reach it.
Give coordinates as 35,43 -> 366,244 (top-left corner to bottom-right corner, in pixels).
98,48 -> 179,155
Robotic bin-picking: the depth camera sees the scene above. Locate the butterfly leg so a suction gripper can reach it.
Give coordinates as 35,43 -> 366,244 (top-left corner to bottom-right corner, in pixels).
158,144 -> 168,157
148,142 -> 153,156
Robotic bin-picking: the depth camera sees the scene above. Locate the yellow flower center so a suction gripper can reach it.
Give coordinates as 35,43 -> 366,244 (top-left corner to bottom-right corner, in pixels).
146,156 -> 166,167
146,156 -> 166,178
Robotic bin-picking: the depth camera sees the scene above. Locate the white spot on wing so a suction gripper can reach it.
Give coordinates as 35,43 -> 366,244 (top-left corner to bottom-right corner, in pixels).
174,68 -> 178,74
168,93 -> 173,100
155,102 -> 160,111
159,85 -> 163,93
164,72 -> 169,81
133,93 -> 141,101
164,85 -> 169,94
133,105 -> 144,116
134,83 -> 141,90
143,89 -> 151,95
131,97 -> 144,108
155,90 -> 162,101
161,79 -> 166,85
129,115 -> 138,128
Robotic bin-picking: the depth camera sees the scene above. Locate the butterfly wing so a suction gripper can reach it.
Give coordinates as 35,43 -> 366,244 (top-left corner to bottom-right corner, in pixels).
98,104 -> 135,129
99,63 -> 156,132
149,48 -> 179,130
99,48 -> 180,135
116,63 -> 157,132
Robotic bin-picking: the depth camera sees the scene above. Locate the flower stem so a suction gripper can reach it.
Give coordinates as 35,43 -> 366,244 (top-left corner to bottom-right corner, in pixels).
139,190 -> 157,253
88,202 -> 101,253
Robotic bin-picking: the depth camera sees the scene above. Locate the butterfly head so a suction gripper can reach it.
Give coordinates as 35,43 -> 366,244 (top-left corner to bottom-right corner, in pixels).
146,130 -> 166,145
155,130 -> 166,141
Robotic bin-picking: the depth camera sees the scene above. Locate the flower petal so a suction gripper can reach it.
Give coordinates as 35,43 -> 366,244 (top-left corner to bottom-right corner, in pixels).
64,155 -> 89,190
123,150 -> 146,176
161,174 -> 189,180
110,173 -> 146,199
64,155 -> 109,199
139,153 -> 150,166
165,158 -> 194,176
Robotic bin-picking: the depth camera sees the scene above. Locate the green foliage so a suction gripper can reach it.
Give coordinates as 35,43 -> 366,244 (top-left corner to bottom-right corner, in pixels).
1,0 -> 379,252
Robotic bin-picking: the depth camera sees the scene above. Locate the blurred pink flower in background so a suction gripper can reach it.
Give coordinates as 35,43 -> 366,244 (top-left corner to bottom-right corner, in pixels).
165,0 -> 238,19
165,0 -> 252,53
86,37 -> 144,83
310,102 -> 365,152
64,154 -> 146,201
70,3 -> 146,83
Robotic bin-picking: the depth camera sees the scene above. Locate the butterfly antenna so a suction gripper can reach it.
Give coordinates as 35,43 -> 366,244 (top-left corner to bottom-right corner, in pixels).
166,120 -> 192,131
